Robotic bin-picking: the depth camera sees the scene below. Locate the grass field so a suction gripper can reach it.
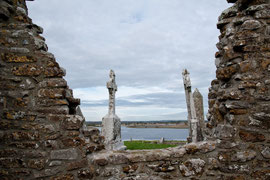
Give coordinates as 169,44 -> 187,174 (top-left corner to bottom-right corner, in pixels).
124,140 -> 179,150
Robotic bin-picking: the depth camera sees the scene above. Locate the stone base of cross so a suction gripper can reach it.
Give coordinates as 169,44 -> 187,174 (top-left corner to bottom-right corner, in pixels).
102,114 -> 126,150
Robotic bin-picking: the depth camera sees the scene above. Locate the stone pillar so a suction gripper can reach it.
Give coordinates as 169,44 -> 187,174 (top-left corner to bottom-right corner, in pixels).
193,88 -> 205,141
101,70 -> 126,150
182,69 -> 199,143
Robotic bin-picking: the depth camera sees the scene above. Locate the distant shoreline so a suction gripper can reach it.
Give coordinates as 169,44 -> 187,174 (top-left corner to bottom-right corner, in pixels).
86,120 -> 189,129
124,125 -> 188,129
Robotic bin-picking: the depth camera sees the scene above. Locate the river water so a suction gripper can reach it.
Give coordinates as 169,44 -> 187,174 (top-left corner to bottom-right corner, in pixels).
97,126 -> 188,141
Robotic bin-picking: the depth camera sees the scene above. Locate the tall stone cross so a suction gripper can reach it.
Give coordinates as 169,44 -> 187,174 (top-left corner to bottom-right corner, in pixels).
182,69 -> 200,143
107,70 -> 117,115
101,70 -> 126,150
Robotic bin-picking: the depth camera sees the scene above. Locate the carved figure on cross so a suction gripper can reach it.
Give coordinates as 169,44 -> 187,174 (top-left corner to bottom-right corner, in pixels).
107,69 -> 117,115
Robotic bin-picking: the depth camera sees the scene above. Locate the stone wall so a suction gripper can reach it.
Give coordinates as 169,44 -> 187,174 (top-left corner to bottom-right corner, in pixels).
0,0 -> 104,179
1,0 -> 270,179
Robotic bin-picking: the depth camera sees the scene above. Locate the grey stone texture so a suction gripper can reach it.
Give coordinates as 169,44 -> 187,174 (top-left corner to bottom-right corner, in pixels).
1,0 -> 270,179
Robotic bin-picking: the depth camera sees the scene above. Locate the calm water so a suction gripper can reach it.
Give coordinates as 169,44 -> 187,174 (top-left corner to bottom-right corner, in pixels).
97,126 -> 188,141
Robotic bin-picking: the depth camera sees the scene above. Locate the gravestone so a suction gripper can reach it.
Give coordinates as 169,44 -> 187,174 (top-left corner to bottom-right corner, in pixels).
101,70 -> 126,150
193,88 -> 205,141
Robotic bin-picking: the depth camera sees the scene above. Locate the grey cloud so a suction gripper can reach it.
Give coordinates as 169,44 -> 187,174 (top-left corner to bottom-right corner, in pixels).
27,0 -> 229,88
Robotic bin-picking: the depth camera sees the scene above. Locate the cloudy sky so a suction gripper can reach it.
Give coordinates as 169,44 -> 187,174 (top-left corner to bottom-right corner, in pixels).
27,0 -> 230,121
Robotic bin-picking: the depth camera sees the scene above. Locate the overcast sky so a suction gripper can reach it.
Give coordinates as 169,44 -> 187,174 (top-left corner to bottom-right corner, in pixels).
27,0 -> 230,121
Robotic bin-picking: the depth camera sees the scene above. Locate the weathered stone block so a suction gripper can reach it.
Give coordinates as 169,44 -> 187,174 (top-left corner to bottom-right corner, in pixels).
218,151 -> 232,163
255,9 -> 270,19
0,149 -> 18,157
37,99 -> 69,107
1,53 -> 36,63
95,158 -> 108,166
62,137 -> 85,147
99,167 -> 120,177
19,78 -> 36,89
13,64 -> 43,76
37,106 -> 69,115
215,124 -> 236,139
33,168 -> 61,178
11,169 -> 32,177
50,174 -> 74,180
147,163 -> 174,173
50,148 -> 79,160
66,159 -> 87,171
38,88 -> 65,99
231,150 -> 256,162
208,158 -> 219,170
6,131 -> 39,141
241,19 -> 261,30
219,164 -> 250,174
86,144 -> 105,154
0,157 -> 25,168
9,142 -> 39,149
39,78 -> 67,88
184,143 -> 199,154
216,65 -> 238,81
179,158 -> 205,177
123,164 -> 139,173
77,169 -> 94,179
62,115 -> 84,130
229,109 -> 247,115
197,141 -> 216,153
49,161 -> 62,167
66,131 -> 80,137
34,36 -> 47,51
4,110 -> 25,120
47,114 -> 66,122
239,129 -> 265,142
44,140 -> 59,149
83,126 -> 100,137
28,159 -> 45,170
23,151 -> 46,158
252,169 -> 270,179
45,67 -> 65,77
225,101 -> 250,109
261,146 -> 270,159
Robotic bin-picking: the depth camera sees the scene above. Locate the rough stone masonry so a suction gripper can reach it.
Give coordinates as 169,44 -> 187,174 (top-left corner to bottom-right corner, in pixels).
1,0 -> 270,179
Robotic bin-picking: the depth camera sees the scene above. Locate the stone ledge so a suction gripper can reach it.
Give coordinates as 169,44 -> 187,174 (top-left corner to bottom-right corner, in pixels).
88,141 -> 216,165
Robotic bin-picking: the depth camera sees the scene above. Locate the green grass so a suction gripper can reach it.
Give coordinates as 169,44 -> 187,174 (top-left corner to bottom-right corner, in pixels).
124,140 -> 178,150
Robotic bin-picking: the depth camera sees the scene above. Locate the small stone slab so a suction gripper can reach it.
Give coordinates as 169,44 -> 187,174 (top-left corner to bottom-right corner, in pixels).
50,148 -> 78,160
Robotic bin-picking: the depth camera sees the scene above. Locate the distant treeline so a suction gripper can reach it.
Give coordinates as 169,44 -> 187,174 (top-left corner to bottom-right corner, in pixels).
86,120 -> 188,126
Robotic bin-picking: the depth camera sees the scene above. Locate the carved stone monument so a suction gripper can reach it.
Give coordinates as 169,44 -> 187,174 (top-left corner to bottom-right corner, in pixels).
193,88 -> 205,141
182,69 -> 204,142
101,70 -> 126,150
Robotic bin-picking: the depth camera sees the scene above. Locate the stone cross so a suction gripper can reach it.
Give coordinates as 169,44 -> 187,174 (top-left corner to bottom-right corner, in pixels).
101,70 -> 126,150
193,88 -> 205,141
107,70 -> 117,115
182,69 -> 201,143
